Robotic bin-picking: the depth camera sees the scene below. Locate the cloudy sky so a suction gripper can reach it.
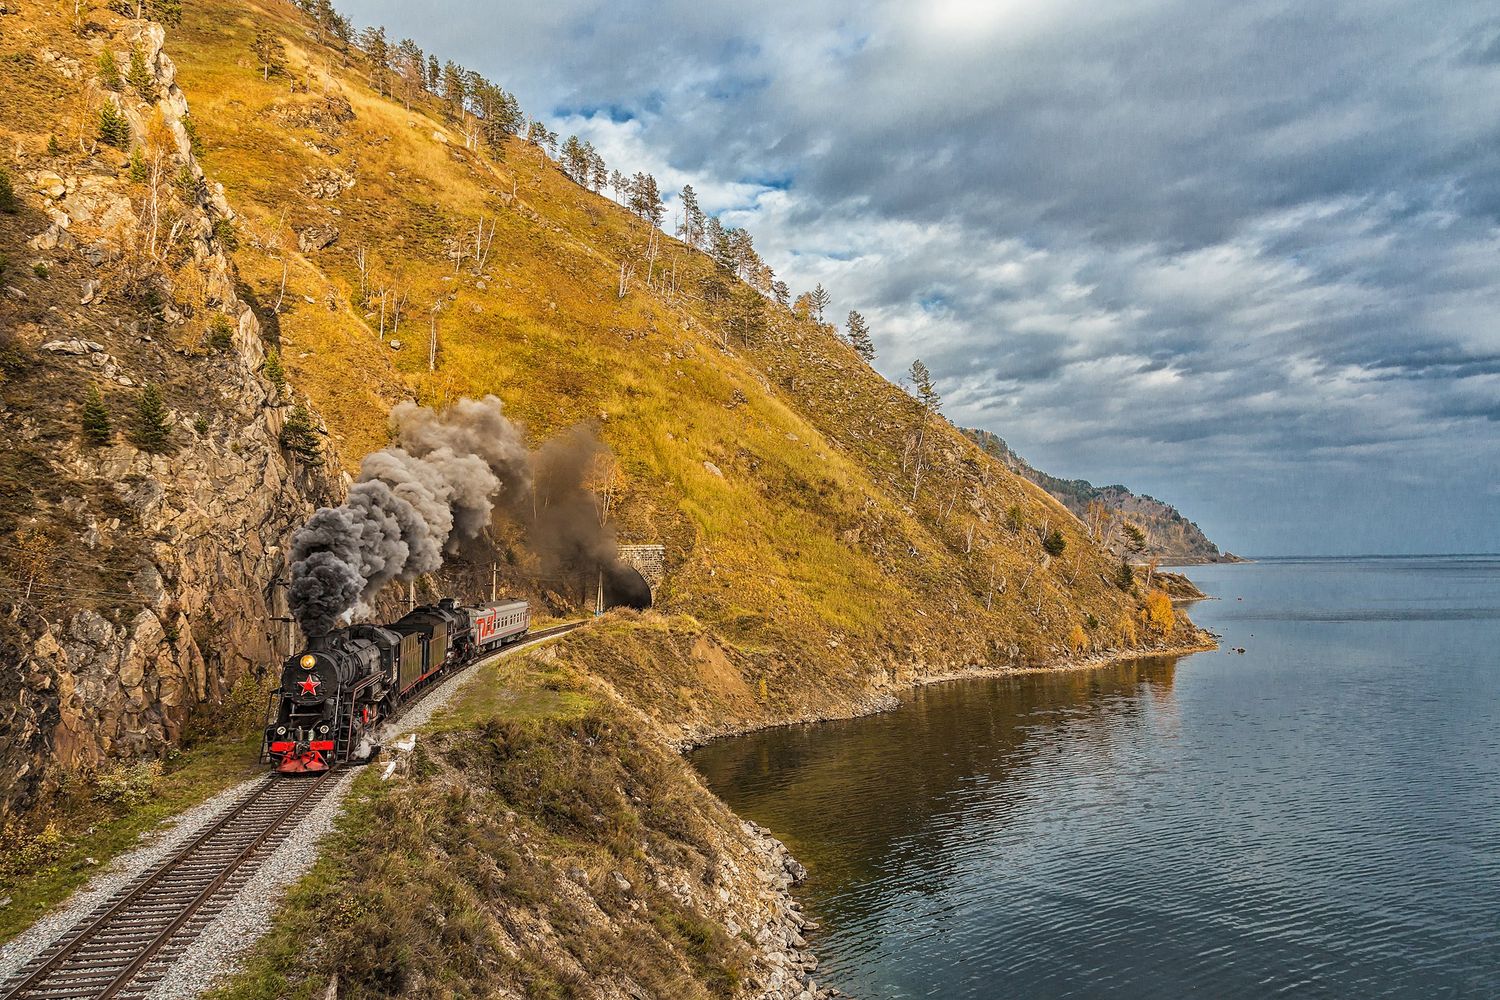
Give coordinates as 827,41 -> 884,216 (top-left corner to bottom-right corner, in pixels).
345,0 -> 1500,555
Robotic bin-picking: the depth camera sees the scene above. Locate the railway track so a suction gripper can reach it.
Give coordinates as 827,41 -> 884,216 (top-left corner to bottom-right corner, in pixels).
0,621 -> 584,1000
1,771 -> 338,1000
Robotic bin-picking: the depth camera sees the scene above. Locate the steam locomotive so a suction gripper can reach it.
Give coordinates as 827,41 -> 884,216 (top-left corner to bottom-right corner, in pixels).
263,597 -> 530,774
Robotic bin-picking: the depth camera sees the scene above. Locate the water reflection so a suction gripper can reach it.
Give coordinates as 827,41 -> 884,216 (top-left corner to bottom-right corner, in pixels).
692,558 -> 1500,999
696,658 -> 1187,983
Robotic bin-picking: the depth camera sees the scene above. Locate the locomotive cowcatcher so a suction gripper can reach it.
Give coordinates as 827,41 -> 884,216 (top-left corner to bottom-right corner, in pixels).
263,597 -> 530,774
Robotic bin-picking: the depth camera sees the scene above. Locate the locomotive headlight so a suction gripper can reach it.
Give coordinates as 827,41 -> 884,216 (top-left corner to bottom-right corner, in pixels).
299,654 -> 317,668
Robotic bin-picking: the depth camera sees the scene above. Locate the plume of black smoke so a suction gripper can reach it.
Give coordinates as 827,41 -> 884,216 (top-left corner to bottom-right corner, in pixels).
288,397 -> 647,637
530,426 -> 651,610
288,395 -> 530,636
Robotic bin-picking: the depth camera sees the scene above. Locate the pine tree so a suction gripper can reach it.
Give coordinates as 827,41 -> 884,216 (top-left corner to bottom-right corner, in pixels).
678,184 -> 704,247
131,383 -> 173,453
906,358 -> 942,499
251,27 -> 286,80
81,383 -> 112,447
441,60 -> 466,118
263,347 -> 287,391
588,147 -> 607,191
560,135 -> 588,183
97,103 -> 131,149
206,314 -> 234,353
97,50 -> 122,91
279,403 -> 322,464
627,172 -> 664,227
360,26 -> 390,95
845,310 -> 875,362
810,283 -> 831,323
1042,529 -> 1067,557
127,44 -> 153,97
908,359 -> 941,413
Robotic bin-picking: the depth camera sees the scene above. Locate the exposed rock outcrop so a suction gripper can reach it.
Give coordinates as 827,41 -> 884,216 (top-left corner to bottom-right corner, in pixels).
0,17 -> 335,818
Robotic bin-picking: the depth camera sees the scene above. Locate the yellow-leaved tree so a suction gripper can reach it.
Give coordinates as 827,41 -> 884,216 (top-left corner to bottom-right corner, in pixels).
1141,589 -> 1175,639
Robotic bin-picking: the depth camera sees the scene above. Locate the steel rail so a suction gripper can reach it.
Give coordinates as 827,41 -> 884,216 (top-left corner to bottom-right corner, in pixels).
2,620 -> 584,1000
0,776 -> 278,999
96,770 -> 336,999
1,772 -> 336,1000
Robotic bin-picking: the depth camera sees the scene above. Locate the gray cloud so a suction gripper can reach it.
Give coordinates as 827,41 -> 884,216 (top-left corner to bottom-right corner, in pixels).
343,0 -> 1500,554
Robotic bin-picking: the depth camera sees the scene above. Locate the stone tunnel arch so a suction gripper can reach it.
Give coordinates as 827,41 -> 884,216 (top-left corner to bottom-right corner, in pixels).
613,544 -> 665,609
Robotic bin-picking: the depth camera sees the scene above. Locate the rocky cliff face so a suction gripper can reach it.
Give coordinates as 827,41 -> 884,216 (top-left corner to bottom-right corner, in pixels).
0,18 -> 334,818
964,428 -> 1237,563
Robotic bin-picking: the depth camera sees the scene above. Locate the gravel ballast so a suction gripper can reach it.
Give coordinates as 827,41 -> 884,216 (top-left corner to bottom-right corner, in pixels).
0,780 -> 260,985
1,631 -> 565,998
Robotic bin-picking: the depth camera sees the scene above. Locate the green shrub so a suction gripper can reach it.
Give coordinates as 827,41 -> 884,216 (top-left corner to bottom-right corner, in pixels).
1004,504 -> 1025,532
81,383 -> 112,446
0,168 -> 16,214
32,262 -> 49,279
211,216 -> 238,251
97,103 -> 131,149
127,45 -> 153,97
1041,528 -> 1067,557
92,760 -> 164,806
180,113 -> 202,155
47,134 -> 61,157
1115,559 -> 1136,590
128,148 -> 147,183
206,314 -> 234,352
263,347 -> 286,389
279,403 -> 322,463
131,382 -> 173,453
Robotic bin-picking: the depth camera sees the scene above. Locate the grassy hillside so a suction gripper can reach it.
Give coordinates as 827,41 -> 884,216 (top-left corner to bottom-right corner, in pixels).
169,0 -> 1200,724
0,0 -> 1217,983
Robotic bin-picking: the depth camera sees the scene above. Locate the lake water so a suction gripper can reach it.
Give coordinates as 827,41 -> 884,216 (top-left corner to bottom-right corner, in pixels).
691,557 -> 1500,998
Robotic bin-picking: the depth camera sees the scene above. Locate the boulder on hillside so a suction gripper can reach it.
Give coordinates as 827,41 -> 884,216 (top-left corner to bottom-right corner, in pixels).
298,224 -> 339,253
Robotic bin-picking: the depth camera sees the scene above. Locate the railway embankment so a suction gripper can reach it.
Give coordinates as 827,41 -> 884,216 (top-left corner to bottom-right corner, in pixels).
188,642 -> 830,1000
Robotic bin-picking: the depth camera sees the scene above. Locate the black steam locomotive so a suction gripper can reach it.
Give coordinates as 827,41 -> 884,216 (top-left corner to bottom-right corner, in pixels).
263,597 -> 530,774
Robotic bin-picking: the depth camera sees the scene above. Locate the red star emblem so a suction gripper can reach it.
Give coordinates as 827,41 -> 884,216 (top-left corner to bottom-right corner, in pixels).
298,673 -> 322,695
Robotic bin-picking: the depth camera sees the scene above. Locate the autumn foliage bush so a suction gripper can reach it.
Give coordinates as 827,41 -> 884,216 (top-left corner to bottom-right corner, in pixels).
1141,589 -> 1175,639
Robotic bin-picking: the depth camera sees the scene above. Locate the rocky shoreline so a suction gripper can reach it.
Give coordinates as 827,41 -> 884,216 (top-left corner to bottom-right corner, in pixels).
672,630 -> 1220,755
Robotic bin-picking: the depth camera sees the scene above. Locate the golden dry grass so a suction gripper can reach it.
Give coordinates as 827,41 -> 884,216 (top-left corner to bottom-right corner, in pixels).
166,0 -> 1194,706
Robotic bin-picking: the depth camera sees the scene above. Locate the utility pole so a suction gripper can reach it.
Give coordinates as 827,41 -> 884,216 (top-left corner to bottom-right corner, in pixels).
490,562 -> 497,602
595,566 -> 604,617
407,579 -> 416,611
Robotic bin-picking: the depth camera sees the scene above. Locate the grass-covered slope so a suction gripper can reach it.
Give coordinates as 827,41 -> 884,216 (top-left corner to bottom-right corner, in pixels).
170,0 -> 1203,728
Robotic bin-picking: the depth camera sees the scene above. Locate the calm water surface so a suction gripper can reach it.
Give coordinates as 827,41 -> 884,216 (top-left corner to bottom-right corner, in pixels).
691,557 -> 1500,997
